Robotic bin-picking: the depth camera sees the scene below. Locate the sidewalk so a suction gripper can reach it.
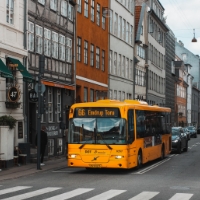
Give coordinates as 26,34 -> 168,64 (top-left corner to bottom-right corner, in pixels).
0,156 -> 67,181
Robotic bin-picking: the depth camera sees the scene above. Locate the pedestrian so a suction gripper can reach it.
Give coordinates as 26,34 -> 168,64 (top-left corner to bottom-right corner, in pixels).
35,125 -> 48,166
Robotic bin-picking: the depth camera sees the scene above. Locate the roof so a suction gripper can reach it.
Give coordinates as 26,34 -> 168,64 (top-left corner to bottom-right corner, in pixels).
135,6 -> 142,40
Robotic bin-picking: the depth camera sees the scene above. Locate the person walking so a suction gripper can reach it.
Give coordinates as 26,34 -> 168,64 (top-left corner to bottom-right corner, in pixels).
35,125 -> 48,166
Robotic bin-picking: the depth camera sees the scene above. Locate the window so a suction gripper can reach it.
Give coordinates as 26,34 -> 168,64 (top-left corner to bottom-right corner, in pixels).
171,60 -> 175,74
129,60 -> 132,79
90,89 -> 94,102
109,90 -> 112,99
109,50 -> 113,73
28,22 -> 34,51
77,37 -> 81,62
84,40 -> 88,64
59,34 -> 65,61
114,13 -> 118,36
38,0 -> 45,5
48,139 -> 54,156
126,58 -> 129,78
122,56 -> 125,77
119,16 -> 122,39
130,25 -> 133,45
61,0 -> 67,17
118,54 -> 121,76
50,0 -> 57,11
109,10 -> 113,34
57,89 -> 61,122
101,50 -> 105,71
97,4 -> 100,26
126,22 -> 129,43
84,0 -> 88,17
96,90 -> 99,101
77,0 -> 81,13
96,47 -> 100,69
52,32 -> 58,58
91,0 -> 94,21
57,138 -> 63,154
102,15 -> 106,30
122,19 -> 126,41
35,25 -> 43,54
44,28 -> 51,57
118,91 -> 121,100
68,4 -> 74,20
137,45 -> 145,59
113,52 -> 117,75
114,90 -> 117,100
66,37 -> 72,63
122,91 -> 125,101
6,0 -> 14,24
84,87 -> 88,102
128,110 -> 134,143
48,87 -> 53,122
90,44 -> 94,66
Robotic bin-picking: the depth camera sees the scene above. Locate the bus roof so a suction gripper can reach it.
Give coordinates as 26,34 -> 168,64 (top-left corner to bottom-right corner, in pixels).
70,99 -> 171,112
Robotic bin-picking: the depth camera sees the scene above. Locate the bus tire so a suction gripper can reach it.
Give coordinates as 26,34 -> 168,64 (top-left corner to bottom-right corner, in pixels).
160,144 -> 165,160
136,150 -> 142,169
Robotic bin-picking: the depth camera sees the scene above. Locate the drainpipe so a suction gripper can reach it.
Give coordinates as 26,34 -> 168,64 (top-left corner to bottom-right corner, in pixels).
23,0 -> 27,49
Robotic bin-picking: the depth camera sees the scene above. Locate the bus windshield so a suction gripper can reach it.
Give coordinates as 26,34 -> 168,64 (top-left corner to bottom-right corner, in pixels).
69,118 -> 127,145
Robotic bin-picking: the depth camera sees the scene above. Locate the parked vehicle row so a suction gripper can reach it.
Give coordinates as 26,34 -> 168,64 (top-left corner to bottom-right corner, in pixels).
171,126 -> 198,154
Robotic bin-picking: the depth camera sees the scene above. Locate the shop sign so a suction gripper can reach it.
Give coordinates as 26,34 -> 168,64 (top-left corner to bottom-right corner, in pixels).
8,87 -> 20,102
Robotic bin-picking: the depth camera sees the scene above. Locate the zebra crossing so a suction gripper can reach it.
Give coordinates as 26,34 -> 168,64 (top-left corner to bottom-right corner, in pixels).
0,186 -> 194,200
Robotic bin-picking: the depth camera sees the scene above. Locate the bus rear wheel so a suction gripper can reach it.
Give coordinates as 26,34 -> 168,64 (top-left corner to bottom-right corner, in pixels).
136,151 -> 142,169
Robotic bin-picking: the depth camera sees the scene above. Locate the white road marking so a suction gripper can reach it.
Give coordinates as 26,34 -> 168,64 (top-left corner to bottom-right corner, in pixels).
0,186 -> 31,195
86,189 -> 126,200
169,193 -> 193,200
133,158 -> 171,174
1,187 -> 61,200
52,171 -> 74,173
43,188 -> 94,200
128,191 -> 159,200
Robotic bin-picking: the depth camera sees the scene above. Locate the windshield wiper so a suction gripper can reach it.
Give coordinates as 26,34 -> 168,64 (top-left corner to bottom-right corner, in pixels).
97,133 -> 112,150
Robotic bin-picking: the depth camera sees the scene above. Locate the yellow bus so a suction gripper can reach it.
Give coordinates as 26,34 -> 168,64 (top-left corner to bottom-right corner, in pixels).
67,99 -> 171,169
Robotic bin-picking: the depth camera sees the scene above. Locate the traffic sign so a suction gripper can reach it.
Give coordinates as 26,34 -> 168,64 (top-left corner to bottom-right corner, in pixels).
35,83 -> 46,93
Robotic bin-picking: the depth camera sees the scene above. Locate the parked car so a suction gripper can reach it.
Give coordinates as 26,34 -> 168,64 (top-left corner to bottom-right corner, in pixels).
197,126 -> 200,134
171,127 -> 188,154
187,126 -> 197,138
183,127 -> 190,140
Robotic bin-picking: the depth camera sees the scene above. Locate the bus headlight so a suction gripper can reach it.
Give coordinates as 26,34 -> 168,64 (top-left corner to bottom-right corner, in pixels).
115,155 -> 123,159
70,154 -> 77,158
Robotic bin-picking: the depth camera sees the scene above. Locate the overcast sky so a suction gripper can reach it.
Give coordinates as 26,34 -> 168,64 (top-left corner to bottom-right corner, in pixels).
160,0 -> 200,56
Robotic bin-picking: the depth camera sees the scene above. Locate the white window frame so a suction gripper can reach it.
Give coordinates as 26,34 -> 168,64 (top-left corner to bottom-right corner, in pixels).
101,50 -> 105,71
77,0 -> 81,13
114,13 -> 118,36
28,21 -> 34,51
38,0 -> 45,5
48,139 -> 54,156
68,4 -> 74,21
59,34 -> 65,61
61,0 -> 67,17
109,50 -> 113,74
66,37 -> 72,63
52,32 -> 58,59
84,40 -> 88,64
97,4 -> 100,26
114,52 -> 117,75
96,47 -> 100,69
6,0 -> 14,24
44,28 -> 51,57
35,25 -> 43,54
50,0 -> 57,11
91,0 -> 94,21
57,89 -> 61,122
77,37 -> 81,62
84,0 -> 88,18
90,44 -> 94,66
48,87 -> 53,122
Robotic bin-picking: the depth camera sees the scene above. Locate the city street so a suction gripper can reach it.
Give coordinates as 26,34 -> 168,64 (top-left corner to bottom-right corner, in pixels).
1,136 -> 200,200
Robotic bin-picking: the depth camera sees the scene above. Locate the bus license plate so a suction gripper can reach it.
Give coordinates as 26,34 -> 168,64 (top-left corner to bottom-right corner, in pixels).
88,164 -> 102,168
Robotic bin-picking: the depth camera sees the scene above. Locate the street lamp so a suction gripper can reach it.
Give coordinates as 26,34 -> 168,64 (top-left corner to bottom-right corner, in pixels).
192,29 -> 197,42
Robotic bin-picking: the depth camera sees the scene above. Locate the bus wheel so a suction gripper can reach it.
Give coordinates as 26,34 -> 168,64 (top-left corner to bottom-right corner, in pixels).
160,145 -> 165,160
136,151 -> 142,169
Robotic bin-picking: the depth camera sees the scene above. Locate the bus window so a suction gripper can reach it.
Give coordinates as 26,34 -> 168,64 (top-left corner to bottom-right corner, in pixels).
136,110 -> 145,138
128,109 -> 134,143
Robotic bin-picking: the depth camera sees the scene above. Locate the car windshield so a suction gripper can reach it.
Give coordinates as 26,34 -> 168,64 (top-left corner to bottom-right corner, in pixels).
68,118 -> 127,145
172,129 -> 180,136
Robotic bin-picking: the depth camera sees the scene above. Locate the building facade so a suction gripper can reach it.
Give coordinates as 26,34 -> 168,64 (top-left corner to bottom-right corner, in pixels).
0,0 -> 31,155
27,0 -> 76,156
76,0 -> 109,103
165,28 -> 176,125
109,0 -> 135,101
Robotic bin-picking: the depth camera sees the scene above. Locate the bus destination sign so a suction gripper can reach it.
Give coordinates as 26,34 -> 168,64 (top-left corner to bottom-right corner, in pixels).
74,108 -> 120,118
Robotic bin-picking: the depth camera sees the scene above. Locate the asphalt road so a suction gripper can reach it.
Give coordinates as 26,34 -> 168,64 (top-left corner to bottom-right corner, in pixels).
1,136 -> 200,200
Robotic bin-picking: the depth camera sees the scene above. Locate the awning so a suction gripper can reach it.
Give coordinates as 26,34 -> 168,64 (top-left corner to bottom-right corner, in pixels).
41,80 -> 75,90
0,59 -> 13,79
7,57 -> 33,83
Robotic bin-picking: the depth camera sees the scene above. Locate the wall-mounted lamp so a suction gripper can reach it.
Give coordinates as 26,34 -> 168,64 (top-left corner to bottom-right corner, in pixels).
192,29 -> 197,42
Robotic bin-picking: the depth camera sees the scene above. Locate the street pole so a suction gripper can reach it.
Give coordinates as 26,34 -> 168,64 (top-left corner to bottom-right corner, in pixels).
37,55 -> 45,170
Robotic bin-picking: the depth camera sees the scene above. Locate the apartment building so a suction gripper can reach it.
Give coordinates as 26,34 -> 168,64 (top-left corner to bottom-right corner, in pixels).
27,0 -> 76,156
76,0 -> 109,102
109,0 -> 135,101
